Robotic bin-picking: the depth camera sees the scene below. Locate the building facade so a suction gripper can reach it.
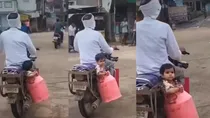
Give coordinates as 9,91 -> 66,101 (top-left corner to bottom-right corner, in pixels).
0,0 -> 17,30
0,0 -> 42,31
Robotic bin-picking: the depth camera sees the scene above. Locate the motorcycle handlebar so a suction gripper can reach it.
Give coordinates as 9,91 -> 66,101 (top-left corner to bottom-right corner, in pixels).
103,53 -> 118,62
181,50 -> 190,55
168,57 -> 189,69
30,57 -> 37,61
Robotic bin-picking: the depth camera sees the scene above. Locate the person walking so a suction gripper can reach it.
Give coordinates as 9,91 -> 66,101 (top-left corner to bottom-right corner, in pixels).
130,19 -> 136,46
68,23 -> 76,52
202,7 -> 207,19
120,18 -> 128,45
25,20 -> 31,33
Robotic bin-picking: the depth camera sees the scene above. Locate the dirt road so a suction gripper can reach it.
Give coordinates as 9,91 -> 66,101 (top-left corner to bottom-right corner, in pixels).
0,27 -> 210,118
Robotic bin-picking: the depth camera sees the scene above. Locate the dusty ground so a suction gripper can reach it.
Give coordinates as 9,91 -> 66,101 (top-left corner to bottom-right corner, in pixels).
1,27 -> 210,118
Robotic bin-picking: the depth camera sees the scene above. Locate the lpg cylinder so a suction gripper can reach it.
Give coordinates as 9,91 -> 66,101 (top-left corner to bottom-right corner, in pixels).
165,91 -> 199,118
26,74 -> 49,103
98,72 -> 122,103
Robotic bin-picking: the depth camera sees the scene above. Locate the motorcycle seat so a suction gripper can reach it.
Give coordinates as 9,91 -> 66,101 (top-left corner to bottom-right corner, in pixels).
72,63 -> 96,72
1,67 -> 21,75
136,74 -> 161,89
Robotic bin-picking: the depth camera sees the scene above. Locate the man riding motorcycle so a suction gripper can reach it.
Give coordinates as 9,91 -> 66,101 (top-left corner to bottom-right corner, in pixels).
0,12 -> 36,71
136,0 -> 184,83
54,19 -> 65,44
73,13 -> 114,75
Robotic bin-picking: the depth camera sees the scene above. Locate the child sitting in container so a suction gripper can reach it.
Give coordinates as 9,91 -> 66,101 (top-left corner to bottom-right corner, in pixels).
160,63 -> 184,103
95,53 -> 108,80
160,65 -> 199,118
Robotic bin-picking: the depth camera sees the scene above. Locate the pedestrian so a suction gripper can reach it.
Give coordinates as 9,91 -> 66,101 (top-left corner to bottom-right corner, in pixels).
68,23 -> 76,52
120,18 -> 128,45
202,7 -> 207,19
25,20 -> 31,33
130,19 -> 136,46
21,22 -> 29,33
130,10 -> 144,46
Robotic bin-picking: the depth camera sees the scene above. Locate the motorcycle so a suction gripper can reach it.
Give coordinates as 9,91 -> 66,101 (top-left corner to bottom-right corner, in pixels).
68,53 -> 118,118
53,27 -> 65,49
53,33 -> 61,49
136,49 -> 190,118
0,57 -> 38,118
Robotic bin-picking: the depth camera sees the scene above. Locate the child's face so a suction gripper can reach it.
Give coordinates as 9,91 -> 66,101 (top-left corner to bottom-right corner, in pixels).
97,59 -> 105,66
162,68 -> 175,81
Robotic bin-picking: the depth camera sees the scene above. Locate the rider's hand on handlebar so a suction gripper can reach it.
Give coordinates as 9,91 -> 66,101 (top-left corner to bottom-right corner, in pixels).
179,47 -> 190,55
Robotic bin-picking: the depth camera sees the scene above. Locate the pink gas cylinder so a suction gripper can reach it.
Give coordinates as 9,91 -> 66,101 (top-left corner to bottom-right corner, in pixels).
165,91 -> 199,118
26,73 -> 49,103
98,72 -> 122,103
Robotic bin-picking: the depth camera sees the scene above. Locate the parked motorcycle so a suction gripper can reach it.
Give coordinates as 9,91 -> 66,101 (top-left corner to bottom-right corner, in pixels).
136,49 -> 190,118
68,53 -> 118,118
0,57 -> 38,118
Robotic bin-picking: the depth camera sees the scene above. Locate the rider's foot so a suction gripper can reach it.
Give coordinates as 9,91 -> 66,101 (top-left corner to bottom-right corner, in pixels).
114,47 -> 120,50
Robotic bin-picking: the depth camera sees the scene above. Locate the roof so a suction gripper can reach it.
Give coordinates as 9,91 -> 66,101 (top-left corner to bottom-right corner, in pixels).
68,5 -> 97,9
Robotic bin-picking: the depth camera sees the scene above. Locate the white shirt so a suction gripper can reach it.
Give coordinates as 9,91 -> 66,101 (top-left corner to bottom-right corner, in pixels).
133,20 -> 136,31
136,17 -> 181,75
0,28 -> 36,67
74,28 -> 113,64
120,21 -> 128,33
68,25 -> 76,36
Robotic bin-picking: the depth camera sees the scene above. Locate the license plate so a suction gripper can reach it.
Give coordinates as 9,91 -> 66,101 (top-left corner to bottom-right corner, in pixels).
73,82 -> 87,91
53,37 -> 58,40
4,87 -> 19,93
137,105 -> 149,118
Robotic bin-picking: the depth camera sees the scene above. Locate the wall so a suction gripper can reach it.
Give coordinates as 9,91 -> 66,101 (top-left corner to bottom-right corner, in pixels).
174,0 -> 184,6
0,0 -> 17,30
0,14 -> 9,30
76,0 -> 98,6
16,0 -> 36,12
0,0 -> 17,12
206,3 -> 210,13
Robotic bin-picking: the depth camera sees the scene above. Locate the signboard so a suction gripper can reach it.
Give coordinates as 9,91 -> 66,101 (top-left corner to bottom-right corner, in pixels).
20,14 -> 29,21
168,6 -> 188,23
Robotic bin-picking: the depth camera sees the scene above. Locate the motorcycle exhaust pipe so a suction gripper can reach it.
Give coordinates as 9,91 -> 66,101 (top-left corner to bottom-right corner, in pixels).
92,99 -> 101,109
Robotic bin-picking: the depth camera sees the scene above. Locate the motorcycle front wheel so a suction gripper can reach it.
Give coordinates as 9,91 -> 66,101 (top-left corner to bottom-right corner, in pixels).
10,100 -> 24,118
54,41 -> 58,49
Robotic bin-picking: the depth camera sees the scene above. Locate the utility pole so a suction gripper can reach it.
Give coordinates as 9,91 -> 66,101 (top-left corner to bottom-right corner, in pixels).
65,0 -> 69,23
113,0 -> 116,41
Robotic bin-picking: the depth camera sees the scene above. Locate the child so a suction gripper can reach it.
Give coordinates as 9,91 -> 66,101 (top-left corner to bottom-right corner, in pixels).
160,63 -> 184,103
95,53 -> 108,79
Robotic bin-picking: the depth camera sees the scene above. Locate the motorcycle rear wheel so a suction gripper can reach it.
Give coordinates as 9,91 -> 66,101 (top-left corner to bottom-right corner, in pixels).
78,89 -> 96,118
78,98 -> 95,118
10,100 -> 24,118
